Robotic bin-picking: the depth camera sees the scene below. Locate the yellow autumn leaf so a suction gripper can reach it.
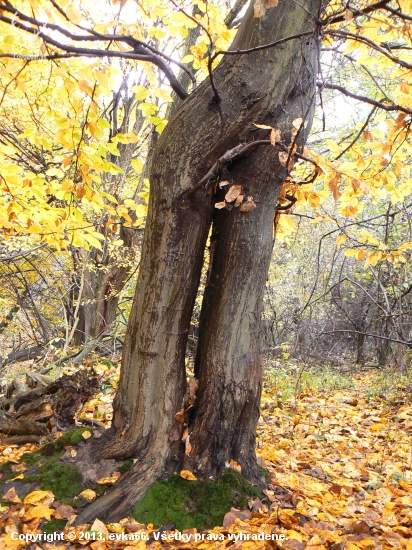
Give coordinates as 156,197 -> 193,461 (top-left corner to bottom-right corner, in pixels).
96,472 -> 121,485
23,490 -> 54,506
180,470 -> 197,481
79,489 -> 97,500
24,505 -> 54,520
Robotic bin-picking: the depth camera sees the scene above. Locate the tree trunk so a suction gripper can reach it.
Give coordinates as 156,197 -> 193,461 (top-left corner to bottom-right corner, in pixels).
71,227 -> 140,347
78,0 -> 324,523
355,331 -> 366,364
185,42 -> 319,483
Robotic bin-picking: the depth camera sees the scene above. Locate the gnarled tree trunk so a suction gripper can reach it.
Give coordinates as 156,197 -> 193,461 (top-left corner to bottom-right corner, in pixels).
77,0 -> 325,523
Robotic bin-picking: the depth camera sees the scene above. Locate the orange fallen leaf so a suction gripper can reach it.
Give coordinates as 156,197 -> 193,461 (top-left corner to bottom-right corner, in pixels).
9,474 -> 24,481
24,505 -> 54,520
79,489 -> 96,500
96,472 -> 121,485
180,470 -> 197,481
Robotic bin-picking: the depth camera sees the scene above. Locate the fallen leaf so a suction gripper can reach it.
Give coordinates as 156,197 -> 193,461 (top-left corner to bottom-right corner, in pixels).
82,430 -> 92,439
90,517 -> 109,538
2,487 -> 22,504
107,523 -> 123,533
215,201 -> 226,209
11,463 -> 26,472
96,472 -> 121,485
79,489 -> 96,500
24,505 -> 54,520
23,490 -> 54,507
55,504 -> 75,519
180,470 -> 197,481
9,474 -> 24,481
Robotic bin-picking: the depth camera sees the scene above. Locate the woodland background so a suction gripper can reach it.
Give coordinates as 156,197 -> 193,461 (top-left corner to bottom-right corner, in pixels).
0,0 -> 412,374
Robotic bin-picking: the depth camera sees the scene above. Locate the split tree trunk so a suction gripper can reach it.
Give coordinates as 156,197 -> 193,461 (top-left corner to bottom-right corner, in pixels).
185,30 -> 319,481
78,0 -> 325,523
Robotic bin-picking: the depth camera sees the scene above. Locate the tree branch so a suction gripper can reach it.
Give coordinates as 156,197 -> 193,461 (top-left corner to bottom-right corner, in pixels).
327,29 -> 412,71
335,106 -> 377,160
0,6 -> 191,100
320,82 -> 412,115
212,31 -> 315,60
320,329 -> 412,347
323,0 -> 392,25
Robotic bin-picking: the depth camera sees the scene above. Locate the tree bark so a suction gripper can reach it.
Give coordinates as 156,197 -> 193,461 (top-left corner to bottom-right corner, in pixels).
78,0 -> 325,523
185,36 -> 319,483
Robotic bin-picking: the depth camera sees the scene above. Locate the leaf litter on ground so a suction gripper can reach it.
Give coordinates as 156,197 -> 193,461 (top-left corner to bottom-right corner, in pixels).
0,366 -> 411,549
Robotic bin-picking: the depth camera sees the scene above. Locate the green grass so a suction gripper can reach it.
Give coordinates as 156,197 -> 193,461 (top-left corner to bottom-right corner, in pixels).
263,362 -> 353,401
365,368 -> 412,402
133,469 -> 263,531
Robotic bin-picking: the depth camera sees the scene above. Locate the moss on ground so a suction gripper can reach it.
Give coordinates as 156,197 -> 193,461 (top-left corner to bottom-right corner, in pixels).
43,518 -> 66,535
23,459 -> 82,501
38,428 -> 93,457
0,461 -> 14,480
132,469 -> 263,531
21,453 -> 42,467
14,428 -> 90,501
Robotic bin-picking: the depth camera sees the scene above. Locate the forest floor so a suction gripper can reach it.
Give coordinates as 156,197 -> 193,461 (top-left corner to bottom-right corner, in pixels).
0,361 -> 411,550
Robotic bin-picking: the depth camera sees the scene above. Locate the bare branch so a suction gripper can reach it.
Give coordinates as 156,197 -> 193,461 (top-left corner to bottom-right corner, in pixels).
335,106 -> 377,160
323,0 -> 392,25
212,31 -> 315,60
320,82 -> 412,115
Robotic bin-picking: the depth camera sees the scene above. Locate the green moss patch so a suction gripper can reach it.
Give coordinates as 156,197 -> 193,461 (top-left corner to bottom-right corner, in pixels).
15,429 -> 90,501
21,452 -> 42,468
24,459 -> 82,501
0,461 -> 13,480
118,459 -> 133,474
43,518 -> 66,535
38,428 -> 93,457
132,469 -> 263,531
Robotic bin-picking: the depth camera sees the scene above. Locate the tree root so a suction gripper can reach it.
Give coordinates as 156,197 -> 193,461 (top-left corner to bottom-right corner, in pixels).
75,453 -> 165,524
